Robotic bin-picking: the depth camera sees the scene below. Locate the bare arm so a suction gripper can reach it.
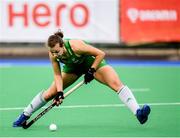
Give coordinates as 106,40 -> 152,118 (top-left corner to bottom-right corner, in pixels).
49,52 -> 63,92
70,40 -> 105,70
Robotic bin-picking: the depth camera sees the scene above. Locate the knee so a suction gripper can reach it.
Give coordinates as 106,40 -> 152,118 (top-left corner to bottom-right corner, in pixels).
42,81 -> 57,101
42,89 -> 57,101
108,80 -> 123,92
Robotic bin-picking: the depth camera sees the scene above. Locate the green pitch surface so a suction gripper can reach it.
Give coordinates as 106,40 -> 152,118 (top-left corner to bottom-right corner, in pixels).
0,64 -> 180,137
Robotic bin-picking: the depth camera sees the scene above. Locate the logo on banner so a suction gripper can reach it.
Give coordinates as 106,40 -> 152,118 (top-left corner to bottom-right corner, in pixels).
127,8 -> 178,23
127,8 -> 139,23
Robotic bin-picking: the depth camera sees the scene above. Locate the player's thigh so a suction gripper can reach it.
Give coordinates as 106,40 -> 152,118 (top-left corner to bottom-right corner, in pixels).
62,72 -> 80,89
94,65 -> 123,92
47,72 -> 79,92
43,81 -> 57,101
43,73 -> 79,100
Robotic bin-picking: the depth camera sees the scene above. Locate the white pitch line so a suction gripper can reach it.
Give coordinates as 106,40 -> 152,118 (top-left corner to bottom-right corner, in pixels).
0,102 -> 180,111
2,137 -> 180,138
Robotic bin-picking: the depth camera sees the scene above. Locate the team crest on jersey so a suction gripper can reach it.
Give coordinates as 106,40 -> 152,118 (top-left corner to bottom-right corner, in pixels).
72,58 -> 79,63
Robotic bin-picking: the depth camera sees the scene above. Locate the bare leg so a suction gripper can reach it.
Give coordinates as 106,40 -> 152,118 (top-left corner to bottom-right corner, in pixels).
94,65 -> 140,114
24,73 -> 79,116
13,72 -> 80,127
43,72 -> 79,101
94,65 -> 124,92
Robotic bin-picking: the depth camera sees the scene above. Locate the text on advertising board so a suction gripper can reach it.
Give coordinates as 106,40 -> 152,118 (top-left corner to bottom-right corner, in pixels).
8,2 -> 89,27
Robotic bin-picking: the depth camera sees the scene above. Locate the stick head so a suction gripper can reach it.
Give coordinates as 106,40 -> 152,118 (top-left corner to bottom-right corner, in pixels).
22,125 -> 28,129
22,122 -> 28,129
22,121 -> 33,129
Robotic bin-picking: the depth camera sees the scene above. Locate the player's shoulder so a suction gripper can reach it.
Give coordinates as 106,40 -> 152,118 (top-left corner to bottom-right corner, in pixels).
69,39 -> 84,44
65,38 -> 88,45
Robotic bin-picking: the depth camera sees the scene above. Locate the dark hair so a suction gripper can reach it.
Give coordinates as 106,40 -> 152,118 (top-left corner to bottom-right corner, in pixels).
47,29 -> 64,48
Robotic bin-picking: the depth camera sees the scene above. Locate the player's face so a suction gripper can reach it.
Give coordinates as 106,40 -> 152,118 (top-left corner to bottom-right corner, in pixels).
50,43 -> 64,58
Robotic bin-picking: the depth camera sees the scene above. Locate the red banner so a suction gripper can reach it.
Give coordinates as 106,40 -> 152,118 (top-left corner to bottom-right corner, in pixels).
120,0 -> 180,44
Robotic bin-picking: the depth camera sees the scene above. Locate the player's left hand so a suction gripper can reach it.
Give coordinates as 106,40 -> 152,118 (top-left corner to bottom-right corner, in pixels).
84,68 -> 96,84
53,91 -> 64,106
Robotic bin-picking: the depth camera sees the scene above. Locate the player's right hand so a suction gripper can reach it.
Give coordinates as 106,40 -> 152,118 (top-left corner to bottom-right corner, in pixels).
53,91 -> 64,106
84,68 -> 96,84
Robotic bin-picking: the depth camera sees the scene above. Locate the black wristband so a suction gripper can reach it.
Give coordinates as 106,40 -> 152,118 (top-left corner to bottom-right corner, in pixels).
89,68 -> 96,73
55,91 -> 64,100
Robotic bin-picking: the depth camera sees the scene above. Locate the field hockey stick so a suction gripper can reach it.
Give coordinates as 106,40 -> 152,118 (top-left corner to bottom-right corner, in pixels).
22,80 -> 84,129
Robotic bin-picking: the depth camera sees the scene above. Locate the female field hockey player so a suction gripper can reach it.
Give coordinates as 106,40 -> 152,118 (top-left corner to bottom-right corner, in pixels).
13,30 -> 151,127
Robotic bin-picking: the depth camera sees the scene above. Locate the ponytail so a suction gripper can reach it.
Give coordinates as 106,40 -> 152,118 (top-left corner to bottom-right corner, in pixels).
47,29 -> 64,48
54,29 -> 64,38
